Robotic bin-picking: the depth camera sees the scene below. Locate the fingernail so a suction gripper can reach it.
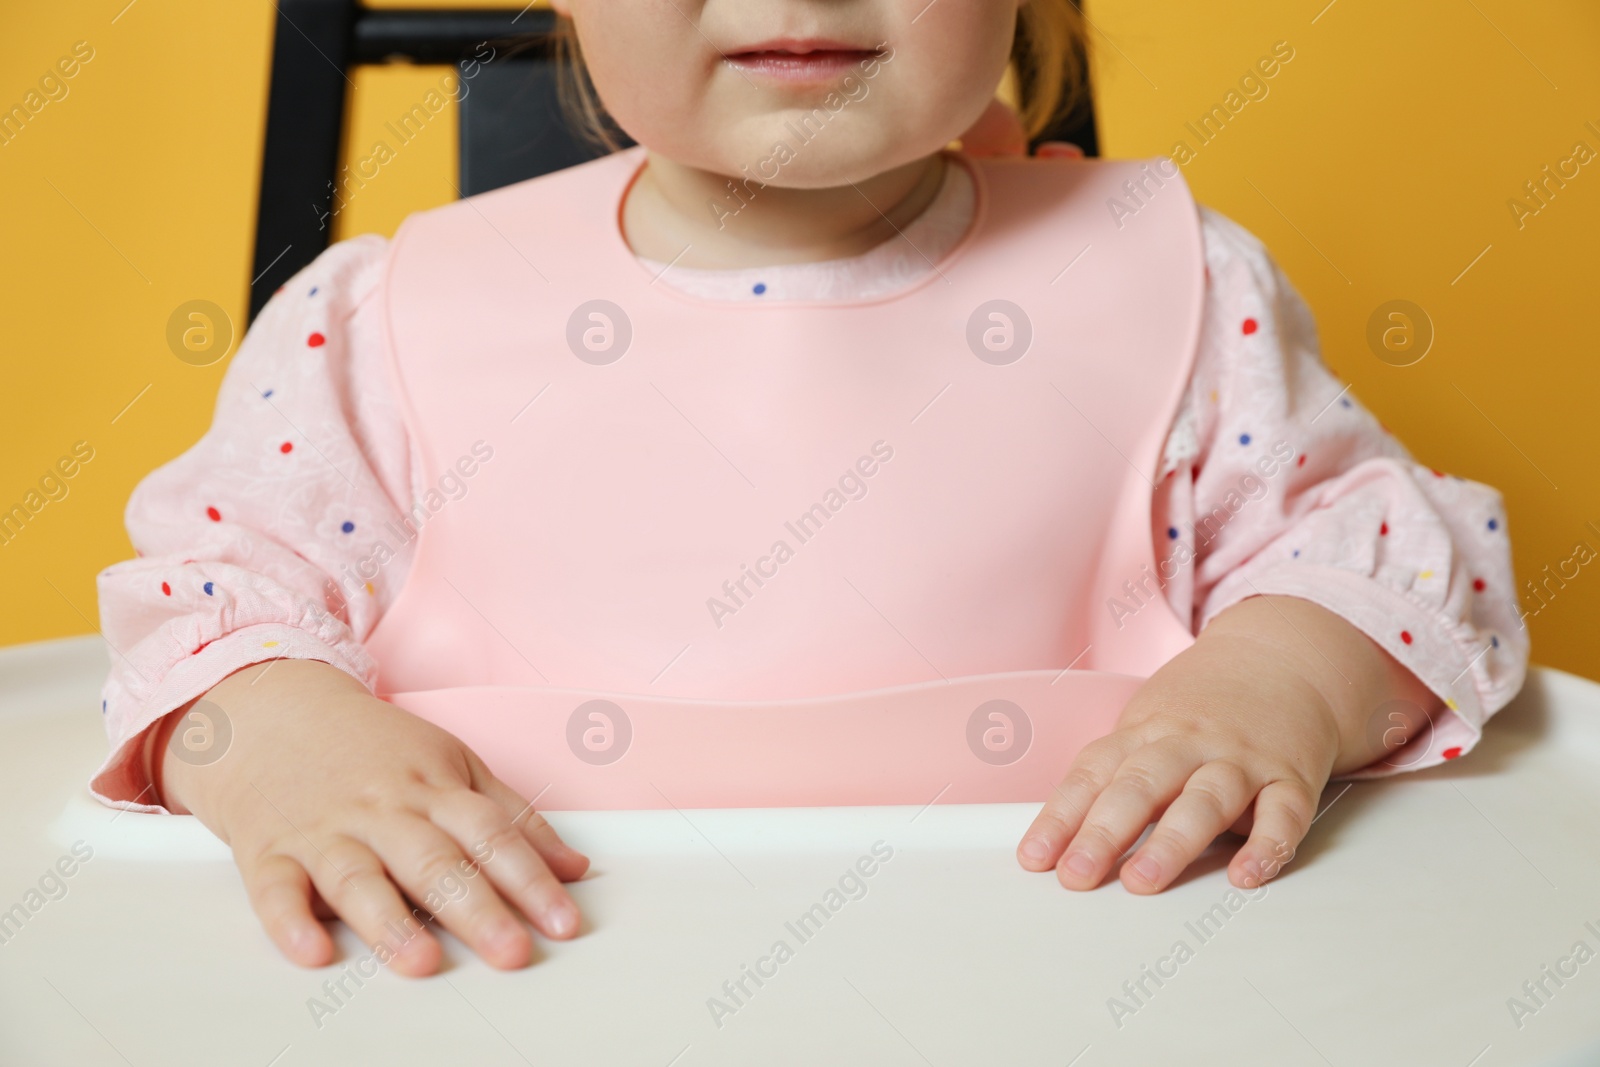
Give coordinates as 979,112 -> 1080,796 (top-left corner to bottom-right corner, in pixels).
1062,851 -> 1095,878
488,921 -> 524,951
289,925 -> 319,956
1020,837 -> 1051,863
546,903 -> 577,937
1129,855 -> 1161,885
1239,860 -> 1262,887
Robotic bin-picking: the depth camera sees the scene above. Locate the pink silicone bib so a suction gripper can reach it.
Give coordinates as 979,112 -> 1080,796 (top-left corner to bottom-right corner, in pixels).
365,147 -> 1205,808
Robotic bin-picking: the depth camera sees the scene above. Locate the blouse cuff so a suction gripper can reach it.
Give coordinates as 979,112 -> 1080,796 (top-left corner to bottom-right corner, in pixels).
1199,560 -> 1504,780
90,622 -> 371,812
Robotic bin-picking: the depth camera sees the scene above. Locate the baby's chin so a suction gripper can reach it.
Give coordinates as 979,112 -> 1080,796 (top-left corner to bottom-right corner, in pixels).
653,112 -> 954,190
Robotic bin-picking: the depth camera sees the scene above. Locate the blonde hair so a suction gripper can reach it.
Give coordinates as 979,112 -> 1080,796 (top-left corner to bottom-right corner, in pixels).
552,1 -> 1090,151
1012,0 -> 1090,140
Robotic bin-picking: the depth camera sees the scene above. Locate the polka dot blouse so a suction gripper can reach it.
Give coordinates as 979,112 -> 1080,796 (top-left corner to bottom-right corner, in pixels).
89,174 -> 1527,811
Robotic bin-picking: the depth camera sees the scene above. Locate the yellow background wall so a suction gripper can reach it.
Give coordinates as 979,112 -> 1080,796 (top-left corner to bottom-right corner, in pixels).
2,1 -> 1596,678
1085,1 -> 1600,678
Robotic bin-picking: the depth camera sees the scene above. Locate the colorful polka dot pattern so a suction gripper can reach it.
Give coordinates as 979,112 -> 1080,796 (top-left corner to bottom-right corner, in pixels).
1145,287 -> 1516,780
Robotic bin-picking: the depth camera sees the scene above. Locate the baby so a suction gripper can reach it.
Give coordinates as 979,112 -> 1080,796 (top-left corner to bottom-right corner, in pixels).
94,0 -> 1525,977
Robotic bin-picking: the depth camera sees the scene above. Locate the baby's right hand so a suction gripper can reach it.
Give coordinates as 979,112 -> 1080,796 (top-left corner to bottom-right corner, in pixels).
155,658 -> 588,977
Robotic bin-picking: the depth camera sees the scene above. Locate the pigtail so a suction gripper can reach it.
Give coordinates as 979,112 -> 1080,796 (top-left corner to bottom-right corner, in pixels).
1012,0 -> 1092,141
552,16 -> 630,152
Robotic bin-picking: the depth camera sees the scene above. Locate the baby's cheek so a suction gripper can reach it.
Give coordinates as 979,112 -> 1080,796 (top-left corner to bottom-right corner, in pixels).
567,2 -> 705,140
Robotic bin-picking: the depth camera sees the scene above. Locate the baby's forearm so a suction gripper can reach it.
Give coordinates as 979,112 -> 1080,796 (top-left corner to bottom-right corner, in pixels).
144,659 -> 369,816
1198,595 -> 1437,775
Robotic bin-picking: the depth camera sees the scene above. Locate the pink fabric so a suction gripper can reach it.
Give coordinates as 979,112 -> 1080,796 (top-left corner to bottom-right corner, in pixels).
94,159 -> 1528,812
637,155 -> 977,302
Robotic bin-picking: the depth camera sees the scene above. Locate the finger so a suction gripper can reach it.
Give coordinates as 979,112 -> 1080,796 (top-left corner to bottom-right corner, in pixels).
428,789 -> 582,940
362,815 -> 534,969
1227,805 -> 1255,837
1056,736 -> 1202,890
1017,732 -> 1142,871
1120,760 -> 1255,894
1229,779 -> 1317,889
310,889 -> 337,921
238,849 -> 332,967
473,771 -> 590,882
301,834 -> 442,978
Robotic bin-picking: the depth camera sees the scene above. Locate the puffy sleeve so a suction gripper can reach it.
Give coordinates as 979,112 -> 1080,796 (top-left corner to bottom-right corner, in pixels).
1150,206 -> 1529,778
93,235 -> 419,811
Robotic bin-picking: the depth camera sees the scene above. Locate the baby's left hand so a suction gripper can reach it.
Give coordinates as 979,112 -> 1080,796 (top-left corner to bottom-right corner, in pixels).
1016,595 -> 1433,894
